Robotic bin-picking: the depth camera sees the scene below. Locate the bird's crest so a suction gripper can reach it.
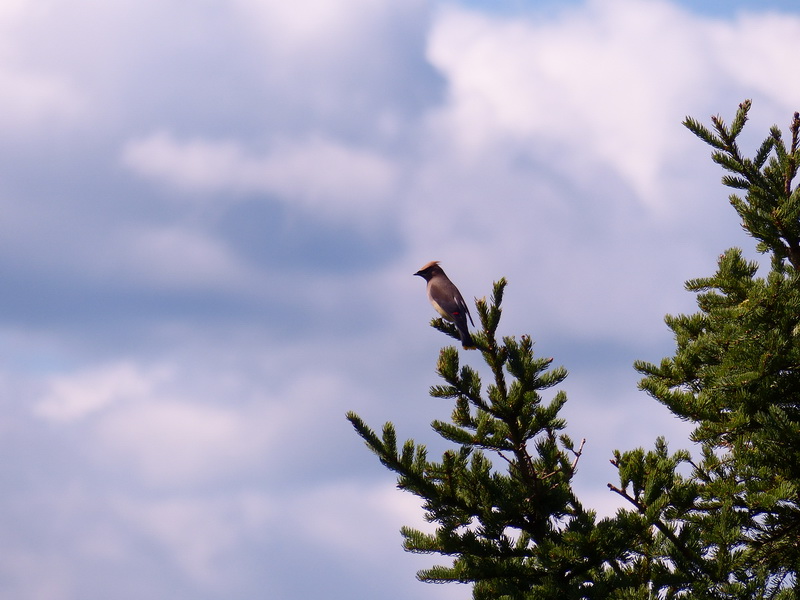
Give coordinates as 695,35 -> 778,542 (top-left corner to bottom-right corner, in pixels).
418,260 -> 440,271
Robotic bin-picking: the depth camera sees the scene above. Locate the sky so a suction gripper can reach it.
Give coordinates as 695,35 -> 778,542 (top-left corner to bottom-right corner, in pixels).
1,0 -> 799,598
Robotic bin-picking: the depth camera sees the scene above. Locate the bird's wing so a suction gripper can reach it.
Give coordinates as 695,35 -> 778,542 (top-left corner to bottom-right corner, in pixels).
457,294 -> 474,326
430,278 -> 474,326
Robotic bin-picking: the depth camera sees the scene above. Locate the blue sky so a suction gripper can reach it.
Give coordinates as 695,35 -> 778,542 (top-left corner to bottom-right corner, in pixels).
1,0 -> 799,598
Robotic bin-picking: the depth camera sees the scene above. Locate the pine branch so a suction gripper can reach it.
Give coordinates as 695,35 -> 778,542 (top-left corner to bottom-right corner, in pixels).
606,481 -> 713,580
569,437 -> 586,473
348,278 -> 605,596
686,101 -> 800,270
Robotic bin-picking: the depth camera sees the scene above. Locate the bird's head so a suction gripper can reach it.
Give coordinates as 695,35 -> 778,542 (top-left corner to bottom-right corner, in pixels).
414,260 -> 442,281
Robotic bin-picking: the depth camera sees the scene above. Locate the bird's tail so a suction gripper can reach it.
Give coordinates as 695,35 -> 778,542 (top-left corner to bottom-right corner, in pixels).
459,330 -> 477,350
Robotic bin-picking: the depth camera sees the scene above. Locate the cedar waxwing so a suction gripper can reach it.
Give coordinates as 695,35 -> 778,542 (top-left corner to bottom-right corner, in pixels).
414,261 -> 476,349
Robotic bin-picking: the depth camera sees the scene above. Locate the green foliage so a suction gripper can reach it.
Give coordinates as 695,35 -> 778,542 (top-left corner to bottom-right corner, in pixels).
684,100 -> 800,270
347,102 -> 800,599
349,279 -> 609,598
636,102 -> 800,589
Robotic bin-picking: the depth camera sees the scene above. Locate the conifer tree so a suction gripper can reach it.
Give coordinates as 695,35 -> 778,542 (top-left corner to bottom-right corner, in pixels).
625,100 -> 800,597
347,281 -> 620,598
347,101 -> 799,599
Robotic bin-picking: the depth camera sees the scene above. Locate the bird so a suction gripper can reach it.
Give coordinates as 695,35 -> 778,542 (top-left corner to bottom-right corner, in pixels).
414,261 -> 476,349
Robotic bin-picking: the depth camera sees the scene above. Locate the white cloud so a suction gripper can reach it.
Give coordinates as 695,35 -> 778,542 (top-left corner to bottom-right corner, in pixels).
0,0 -> 27,20
233,0 -> 395,52
95,400 -> 262,483
292,482 -> 433,554
230,0 -> 429,76
32,354 -> 352,488
113,493 -> 272,588
286,481 -> 472,600
121,134 -> 247,192
0,68 -> 85,135
32,359 -> 275,485
0,3 -> 87,136
710,11 -> 800,109
35,362 -> 164,422
395,0 -> 800,344
424,0 -> 800,207
121,133 -> 398,221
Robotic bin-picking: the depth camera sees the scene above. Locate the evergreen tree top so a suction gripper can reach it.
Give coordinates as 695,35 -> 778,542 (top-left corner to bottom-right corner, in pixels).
348,102 -> 800,599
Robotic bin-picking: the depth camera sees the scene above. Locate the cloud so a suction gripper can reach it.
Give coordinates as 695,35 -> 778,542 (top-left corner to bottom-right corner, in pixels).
34,362 -> 164,422
121,133 -> 398,221
114,226 -> 257,290
291,481 -> 435,554
27,349 -> 366,490
94,400 -> 265,485
423,0 -> 800,209
710,10 -> 800,105
111,493 -> 273,588
277,481 -> 471,599
3,1 -> 800,600
229,0 -> 437,112
0,69 -> 85,135
233,0 -> 402,52
393,0 -> 800,345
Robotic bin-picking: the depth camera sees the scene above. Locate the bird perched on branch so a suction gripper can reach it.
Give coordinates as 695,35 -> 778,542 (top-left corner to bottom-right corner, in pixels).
414,261 -> 476,349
